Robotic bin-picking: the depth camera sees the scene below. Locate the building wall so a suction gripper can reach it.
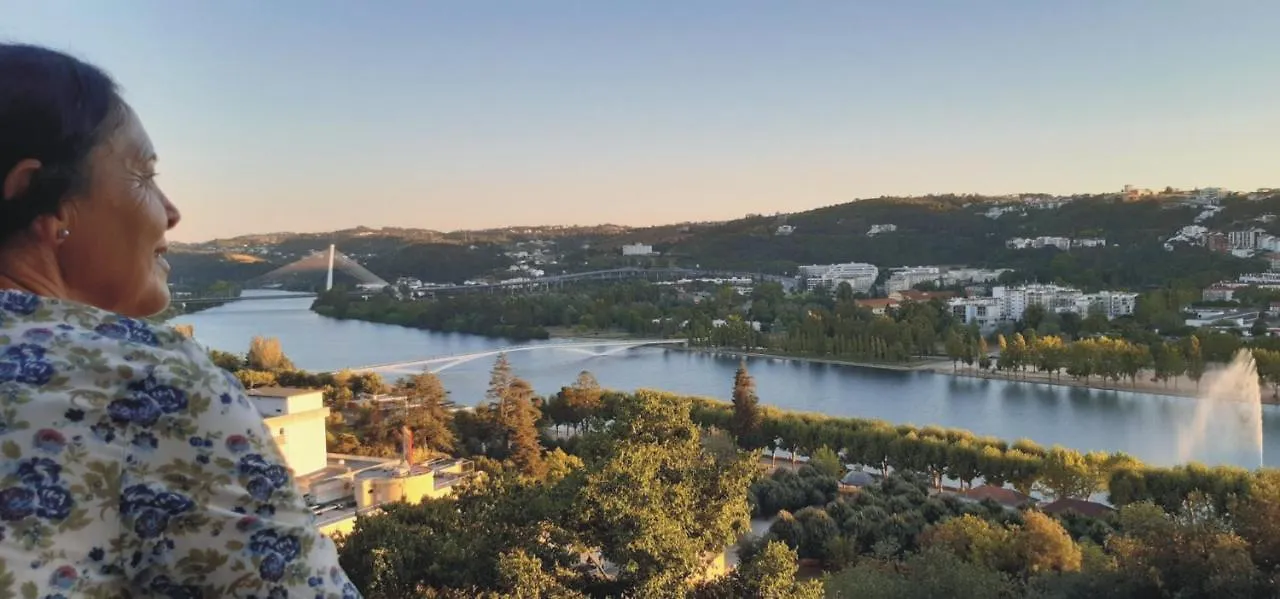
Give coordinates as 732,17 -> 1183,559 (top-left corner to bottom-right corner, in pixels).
357,471 -> 452,509
264,410 -> 329,476
249,391 -> 325,416
318,516 -> 358,538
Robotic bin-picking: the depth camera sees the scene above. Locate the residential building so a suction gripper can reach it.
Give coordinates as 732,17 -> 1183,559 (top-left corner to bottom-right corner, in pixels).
950,284 -> 1137,326
1206,232 -> 1230,253
867,224 -> 897,236
246,387 -> 477,538
1040,498 -> 1114,518
249,387 -> 330,477
948,296 -> 1002,331
1202,284 -> 1244,302
1195,187 -> 1225,205
621,243 -> 655,256
797,262 -> 879,294
885,266 -> 942,293
774,225 -> 795,236
890,289 -> 956,303
1072,238 -> 1107,248
1267,253 -> 1280,272
854,298 -> 900,315
1078,290 -> 1139,319
1229,229 -> 1265,251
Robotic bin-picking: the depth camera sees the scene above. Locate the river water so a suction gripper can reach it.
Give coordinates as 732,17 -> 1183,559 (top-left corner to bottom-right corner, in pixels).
171,291 -> 1280,468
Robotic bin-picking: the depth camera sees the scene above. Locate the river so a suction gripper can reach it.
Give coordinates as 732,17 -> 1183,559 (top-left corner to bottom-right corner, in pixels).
171,290 -> 1280,469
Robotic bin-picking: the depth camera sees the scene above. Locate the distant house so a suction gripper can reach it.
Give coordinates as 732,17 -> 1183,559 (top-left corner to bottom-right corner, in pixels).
890,289 -> 957,303
959,485 -> 1035,509
1040,498 -> 1114,519
854,298 -> 900,315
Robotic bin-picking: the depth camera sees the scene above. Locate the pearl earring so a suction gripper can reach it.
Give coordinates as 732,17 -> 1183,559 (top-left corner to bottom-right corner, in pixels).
56,229 -> 69,240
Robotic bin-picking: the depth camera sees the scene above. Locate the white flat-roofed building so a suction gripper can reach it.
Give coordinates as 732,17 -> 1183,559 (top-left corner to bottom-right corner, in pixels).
621,243 -> 655,256
1078,290 -> 1139,318
886,266 -> 942,294
948,297 -> 1002,331
248,387 -> 329,477
798,262 -> 879,294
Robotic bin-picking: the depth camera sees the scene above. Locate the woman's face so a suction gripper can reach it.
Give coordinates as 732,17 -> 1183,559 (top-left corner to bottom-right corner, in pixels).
59,103 -> 181,317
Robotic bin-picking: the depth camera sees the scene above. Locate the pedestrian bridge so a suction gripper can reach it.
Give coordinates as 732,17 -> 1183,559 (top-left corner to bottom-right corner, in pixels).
342,339 -> 686,375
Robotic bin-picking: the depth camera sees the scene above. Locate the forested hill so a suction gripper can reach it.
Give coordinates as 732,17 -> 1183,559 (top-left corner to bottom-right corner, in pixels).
170,192 -> 1279,291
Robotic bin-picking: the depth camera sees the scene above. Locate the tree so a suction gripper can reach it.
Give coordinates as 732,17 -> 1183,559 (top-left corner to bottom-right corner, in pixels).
571,391 -> 757,597
1186,335 -> 1206,388
246,335 -> 294,371
697,540 -> 821,599
808,445 -> 843,478
563,370 -> 604,431
208,349 -> 244,372
1252,314 -> 1269,338
400,372 -> 456,454
501,378 -> 545,479
730,361 -> 763,449
487,352 -> 515,403
1011,511 -> 1082,576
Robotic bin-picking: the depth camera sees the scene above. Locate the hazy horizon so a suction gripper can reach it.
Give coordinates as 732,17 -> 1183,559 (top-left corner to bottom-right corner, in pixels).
6,1 -> 1280,241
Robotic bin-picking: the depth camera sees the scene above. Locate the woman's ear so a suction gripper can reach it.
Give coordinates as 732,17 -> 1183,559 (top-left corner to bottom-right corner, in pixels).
3,158 -> 41,201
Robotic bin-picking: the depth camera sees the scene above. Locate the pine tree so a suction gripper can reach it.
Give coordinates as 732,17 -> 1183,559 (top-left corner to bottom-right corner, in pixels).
487,353 -> 514,403
501,378 -> 545,478
401,372 -> 455,454
730,361 -> 763,449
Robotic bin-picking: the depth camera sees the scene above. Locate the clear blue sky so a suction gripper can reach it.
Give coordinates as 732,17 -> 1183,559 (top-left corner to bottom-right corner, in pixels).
6,1 -> 1279,241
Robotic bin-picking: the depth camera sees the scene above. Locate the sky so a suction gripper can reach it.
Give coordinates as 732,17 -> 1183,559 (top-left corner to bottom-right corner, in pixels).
5,1 -> 1280,242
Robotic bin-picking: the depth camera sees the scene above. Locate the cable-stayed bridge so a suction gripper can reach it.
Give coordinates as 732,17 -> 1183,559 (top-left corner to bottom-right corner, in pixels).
342,339 -> 686,375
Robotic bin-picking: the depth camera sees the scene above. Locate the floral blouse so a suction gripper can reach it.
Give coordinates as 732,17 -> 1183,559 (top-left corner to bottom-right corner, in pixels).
0,290 -> 361,599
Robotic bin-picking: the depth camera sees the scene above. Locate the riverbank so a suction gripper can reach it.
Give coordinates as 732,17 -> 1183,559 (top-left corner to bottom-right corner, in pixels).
672,346 -> 952,372
679,346 -> 1279,405
926,363 -> 1279,404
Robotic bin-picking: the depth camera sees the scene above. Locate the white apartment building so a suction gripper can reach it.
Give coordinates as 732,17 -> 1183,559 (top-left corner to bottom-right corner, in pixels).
867,224 -> 897,236
1079,290 -> 1139,319
950,284 -> 1137,328
249,387 -> 330,477
798,262 -> 879,294
885,266 -> 943,293
621,243 -> 655,256
1073,238 -> 1107,248
1229,229 -> 1265,251
948,297 -> 1003,331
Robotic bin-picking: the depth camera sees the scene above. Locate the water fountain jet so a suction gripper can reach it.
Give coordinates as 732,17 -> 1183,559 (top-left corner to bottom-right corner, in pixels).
1177,349 -> 1264,468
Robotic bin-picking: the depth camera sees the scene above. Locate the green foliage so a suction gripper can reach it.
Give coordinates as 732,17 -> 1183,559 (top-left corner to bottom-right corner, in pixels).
730,361 -> 763,448
339,390 -> 760,598
807,445 -> 843,479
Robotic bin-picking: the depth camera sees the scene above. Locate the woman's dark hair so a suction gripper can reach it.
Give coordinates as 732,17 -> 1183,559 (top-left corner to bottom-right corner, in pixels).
0,43 -> 120,244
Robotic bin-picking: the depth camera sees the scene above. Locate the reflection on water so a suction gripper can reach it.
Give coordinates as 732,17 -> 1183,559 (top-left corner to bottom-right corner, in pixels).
172,291 -> 1280,468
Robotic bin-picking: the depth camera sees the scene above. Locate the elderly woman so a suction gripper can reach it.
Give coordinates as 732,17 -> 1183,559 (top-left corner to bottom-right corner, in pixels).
0,44 -> 360,598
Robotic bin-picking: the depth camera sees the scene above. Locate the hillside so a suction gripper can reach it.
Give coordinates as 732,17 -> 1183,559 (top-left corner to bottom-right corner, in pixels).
170,191 -> 1277,291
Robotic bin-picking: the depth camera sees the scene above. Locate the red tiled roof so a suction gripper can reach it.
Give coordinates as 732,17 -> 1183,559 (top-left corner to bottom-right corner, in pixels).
1040,498 -> 1114,518
855,299 -> 900,309
961,485 -> 1034,507
897,290 -> 957,302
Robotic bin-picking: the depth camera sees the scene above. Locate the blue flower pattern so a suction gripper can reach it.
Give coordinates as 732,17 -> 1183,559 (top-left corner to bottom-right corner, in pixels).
0,290 -> 362,598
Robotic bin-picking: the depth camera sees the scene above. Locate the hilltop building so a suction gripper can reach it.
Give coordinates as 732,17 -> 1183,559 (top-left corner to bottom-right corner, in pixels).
621,243 -> 656,256
246,387 -> 475,537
